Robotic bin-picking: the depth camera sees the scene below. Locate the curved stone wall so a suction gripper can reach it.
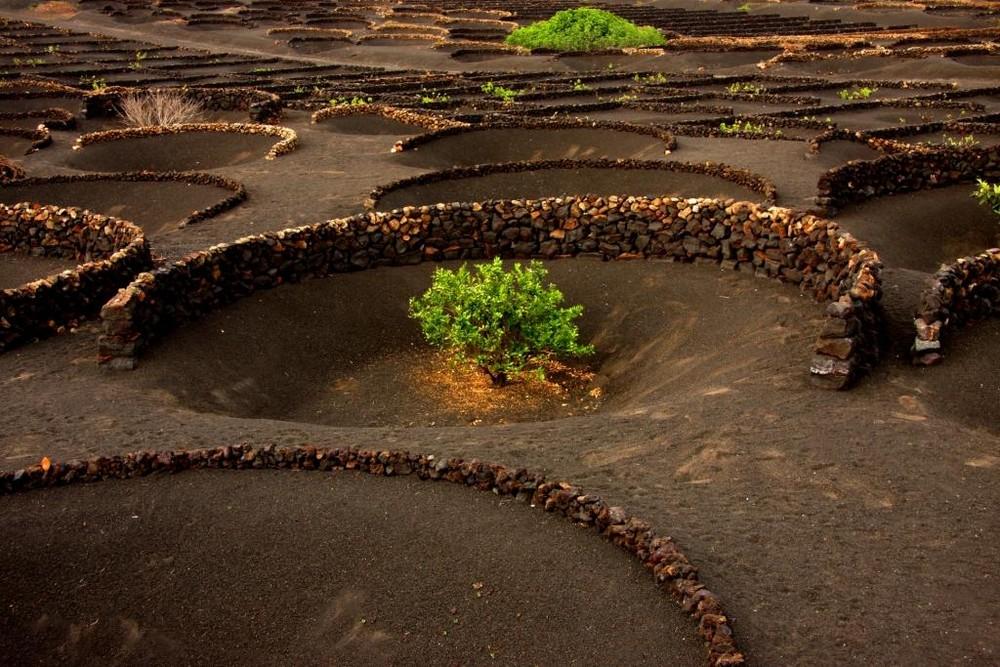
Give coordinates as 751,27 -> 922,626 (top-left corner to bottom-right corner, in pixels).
99,195 -> 880,387
73,122 -> 299,160
1,203 -> 151,353
815,145 -> 1000,213
0,172 -> 247,227
912,248 -> 1000,365
0,444 -> 745,667
366,159 -> 779,209
312,103 -> 468,132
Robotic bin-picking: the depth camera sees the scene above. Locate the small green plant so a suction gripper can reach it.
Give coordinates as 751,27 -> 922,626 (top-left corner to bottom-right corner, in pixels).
409,258 -> 594,386
942,134 -> 979,149
250,67 -> 273,74
972,178 -> 1000,216
737,3 -> 752,12
417,90 -> 450,105
633,72 -> 667,85
293,85 -> 306,95
614,92 -> 638,103
505,7 -> 666,51
726,81 -> 765,95
838,86 -> 878,100
481,81 -> 518,103
330,95 -> 372,107
45,45 -> 59,54
13,57 -> 45,66
571,79 -> 590,92
719,120 -> 777,136
81,76 -> 107,91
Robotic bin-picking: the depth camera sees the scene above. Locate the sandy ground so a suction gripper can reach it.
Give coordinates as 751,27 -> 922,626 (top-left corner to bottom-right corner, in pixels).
0,2 -> 997,666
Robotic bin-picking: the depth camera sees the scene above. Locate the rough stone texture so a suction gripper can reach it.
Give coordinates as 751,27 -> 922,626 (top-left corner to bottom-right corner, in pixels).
912,248 -> 1000,364
815,144 -> 1000,212
0,202 -> 151,353
98,194 -> 880,386
366,158 -> 779,209
312,102 -> 469,132
73,122 -> 298,160
0,443 -> 745,667
2,172 -> 247,227
0,124 -> 51,154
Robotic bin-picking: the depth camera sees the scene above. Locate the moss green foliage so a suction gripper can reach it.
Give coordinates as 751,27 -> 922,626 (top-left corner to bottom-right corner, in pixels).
409,258 -> 594,386
633,72 -> 667,85
719,120 -> 778,136
505,8 -> 666,52
726,82 -> 764,95
838,86 -> 878,101
330,95 -> 371,107
972,178 -> 1000,216
571,79 -> 590,91
481,81 -> 519,103
942,133 -> 979,149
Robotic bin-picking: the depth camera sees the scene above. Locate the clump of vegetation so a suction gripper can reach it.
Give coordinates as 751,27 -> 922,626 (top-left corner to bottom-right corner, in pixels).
330,95 -> 371,107
972,178 -> 1000,216
481,80 -> 519,103
128,50 -> 147,70
417,90 -> 450,105
118,89 -> 204,127
719,120 -> 778,136
726,81 -> 765,95
633,72 -> 667,85
571,79 -> 590,92
82,76 -> 107,91
737,3 -> 753,12
838,86 -> 878,101
409,258 -> 594,386
942,134 -> 979,149
505,8 -> 666,51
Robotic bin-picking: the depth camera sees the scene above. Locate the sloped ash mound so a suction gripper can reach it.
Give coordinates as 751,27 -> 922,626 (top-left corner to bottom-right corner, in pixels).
124,260 -> 821,428
0,469 -> 705,666
66,131 -> 278,172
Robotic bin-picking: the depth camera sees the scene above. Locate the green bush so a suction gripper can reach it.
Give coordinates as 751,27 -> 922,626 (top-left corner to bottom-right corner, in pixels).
505,8 -> 666,52
409,258 -> 594,386
838,86 -> 878,101
973,178 -> 1000,216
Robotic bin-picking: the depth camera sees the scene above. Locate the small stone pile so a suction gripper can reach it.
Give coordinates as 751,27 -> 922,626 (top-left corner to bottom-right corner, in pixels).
1,203 -> 151,353
0,443 -> 744,667
912,248 -> 1000,365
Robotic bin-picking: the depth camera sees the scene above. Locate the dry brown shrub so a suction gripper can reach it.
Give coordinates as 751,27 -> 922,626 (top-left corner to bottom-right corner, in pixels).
118,90 -> 204,127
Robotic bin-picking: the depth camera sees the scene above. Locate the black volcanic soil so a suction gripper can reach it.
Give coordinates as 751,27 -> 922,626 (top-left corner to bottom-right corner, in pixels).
375,166 -> 765,211
0,3 -> 998,667
0,252 -> 77,289
132,260 -> 820,427
0,179 -> 240,235
66,131 -> 279,172
0,469 -> 705,666
317,113 -> 424,136
393,127 -> 668,169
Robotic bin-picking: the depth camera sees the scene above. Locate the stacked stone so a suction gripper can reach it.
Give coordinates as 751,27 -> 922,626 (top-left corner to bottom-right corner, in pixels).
312,103 -> 469,132
0,125 -> 51,153
367,159 -> 778,210
4,172 -> 247,227
99,194 -> 880,387
392,118 -> 677,154
1,203 -> 151,353
807,129 -> 913,156
0,107 -> 76,130
816,145 -> 1000,213
912,248 -> 1000,365
73,122 -> 299,160
0,155 -> 24,183
0,443 -> 745,667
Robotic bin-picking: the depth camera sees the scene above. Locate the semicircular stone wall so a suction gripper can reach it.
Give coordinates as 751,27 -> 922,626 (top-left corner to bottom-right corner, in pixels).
99,195 -> 880,388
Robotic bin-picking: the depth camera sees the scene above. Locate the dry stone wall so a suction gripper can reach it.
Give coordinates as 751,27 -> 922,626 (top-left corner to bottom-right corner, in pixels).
99,195 -> 880,388
815,144 -> 1000,212
0,443 -> 745,667
912,248 -> 1000,365
74,122 -> 299,160
1,203 -> 151,353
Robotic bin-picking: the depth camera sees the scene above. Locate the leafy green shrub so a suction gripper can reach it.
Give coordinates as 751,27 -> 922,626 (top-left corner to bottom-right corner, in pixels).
409,258 -> 594,386
973,178 -> 1000,216
505,8 -> 666,51
417,90 -> 450,105
942,133 -> 979,149
719,120 -> 778,136
726,82 -> 764,95
838,86 -> 878,101
481,81 -> 519,103
330,95 -> 371,107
